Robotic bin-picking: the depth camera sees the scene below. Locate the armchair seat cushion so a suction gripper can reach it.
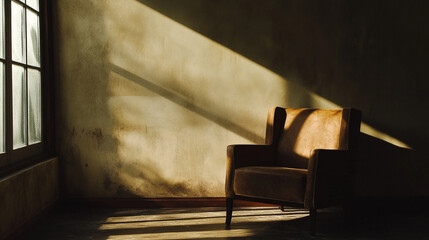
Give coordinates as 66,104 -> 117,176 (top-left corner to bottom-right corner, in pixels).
234,166 -> 308,203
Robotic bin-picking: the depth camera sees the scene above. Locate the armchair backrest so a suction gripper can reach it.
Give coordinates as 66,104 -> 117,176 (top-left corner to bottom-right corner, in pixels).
268,108 -> 361,169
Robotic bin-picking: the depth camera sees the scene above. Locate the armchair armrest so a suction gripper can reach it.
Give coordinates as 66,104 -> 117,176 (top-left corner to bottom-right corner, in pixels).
225,144 -> 275,197
227,144 -> 275,169
305,149 -> 354,209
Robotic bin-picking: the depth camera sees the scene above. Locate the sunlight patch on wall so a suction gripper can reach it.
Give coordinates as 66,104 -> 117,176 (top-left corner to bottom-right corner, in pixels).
103,0 -> 287,197
104,0 -> 288,137
361,123 -> 412,149
307,94 -> 411,149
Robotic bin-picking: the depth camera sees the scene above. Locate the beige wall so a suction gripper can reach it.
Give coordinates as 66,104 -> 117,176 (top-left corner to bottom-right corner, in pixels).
54,0 -> 429,198
0,158 -> 59,239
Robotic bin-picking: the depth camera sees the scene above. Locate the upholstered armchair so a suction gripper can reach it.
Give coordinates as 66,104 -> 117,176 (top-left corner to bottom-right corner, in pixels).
225,107 -> 361,234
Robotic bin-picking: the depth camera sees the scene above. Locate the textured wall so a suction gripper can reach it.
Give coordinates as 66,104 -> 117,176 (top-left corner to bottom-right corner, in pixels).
54,0 -> 429,198
0,158 -> 59,238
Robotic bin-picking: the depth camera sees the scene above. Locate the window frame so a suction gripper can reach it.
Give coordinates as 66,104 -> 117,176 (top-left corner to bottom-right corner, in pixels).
0,0 -> 55,173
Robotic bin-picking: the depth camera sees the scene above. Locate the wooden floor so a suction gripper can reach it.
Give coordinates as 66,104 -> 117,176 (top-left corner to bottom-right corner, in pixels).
21,206 -> 429,239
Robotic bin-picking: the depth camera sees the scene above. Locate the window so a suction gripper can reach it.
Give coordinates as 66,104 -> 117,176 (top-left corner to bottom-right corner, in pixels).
0,0 -> 52,170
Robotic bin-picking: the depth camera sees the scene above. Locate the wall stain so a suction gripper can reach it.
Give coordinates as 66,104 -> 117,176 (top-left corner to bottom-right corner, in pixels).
72,128 -> 105,146
90,128 -> 103,140
103,173 -> 113,191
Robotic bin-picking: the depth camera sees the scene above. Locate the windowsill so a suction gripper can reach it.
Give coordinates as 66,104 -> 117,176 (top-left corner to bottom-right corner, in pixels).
0,153 -> 57,179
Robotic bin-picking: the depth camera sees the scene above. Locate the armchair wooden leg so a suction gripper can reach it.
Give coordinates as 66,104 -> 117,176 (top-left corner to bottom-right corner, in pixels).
226,197 -> 233,226
310,208 -> 317,236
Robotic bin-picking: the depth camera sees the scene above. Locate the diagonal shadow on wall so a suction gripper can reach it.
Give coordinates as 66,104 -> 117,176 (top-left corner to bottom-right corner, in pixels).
109,63 -> 264,143
137,0 -> 429,151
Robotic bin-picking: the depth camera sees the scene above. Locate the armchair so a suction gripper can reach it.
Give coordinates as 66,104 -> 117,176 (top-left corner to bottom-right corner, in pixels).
225,107 -> 361,234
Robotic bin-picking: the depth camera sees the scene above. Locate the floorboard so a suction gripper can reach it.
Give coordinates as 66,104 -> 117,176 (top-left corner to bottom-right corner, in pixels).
20,206 -> 429,239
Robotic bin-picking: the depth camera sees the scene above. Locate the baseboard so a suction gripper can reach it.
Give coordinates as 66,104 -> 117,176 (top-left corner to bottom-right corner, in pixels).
63,197 -> 275,208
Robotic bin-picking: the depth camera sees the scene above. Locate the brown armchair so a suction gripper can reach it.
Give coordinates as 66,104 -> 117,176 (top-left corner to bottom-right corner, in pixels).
225,107 -> 361,234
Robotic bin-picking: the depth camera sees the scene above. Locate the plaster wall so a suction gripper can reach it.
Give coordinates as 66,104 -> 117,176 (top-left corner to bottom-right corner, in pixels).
54,0 -> 429,198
